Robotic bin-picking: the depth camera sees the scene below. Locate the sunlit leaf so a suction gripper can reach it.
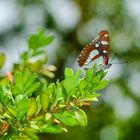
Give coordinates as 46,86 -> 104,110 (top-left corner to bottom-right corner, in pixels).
17,98 -> 29,120
59,111 -> 78,126
93,80 -> 109,91
86,69 -> 93,82
40,92 -> 49,111
84,93 -> 100,101
42,124 -> 63,133
74,108 -> 87,128
28,29 -> 54,49
55,83 -> 64,102
6,104 -> 17,117
64,68 -> 74,78
63,77 -> 79,94
27,98 -> 38,118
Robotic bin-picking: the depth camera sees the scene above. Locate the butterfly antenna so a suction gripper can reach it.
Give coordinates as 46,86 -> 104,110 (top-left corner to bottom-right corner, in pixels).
110,52 -> 118,63
111,61 -> 128,64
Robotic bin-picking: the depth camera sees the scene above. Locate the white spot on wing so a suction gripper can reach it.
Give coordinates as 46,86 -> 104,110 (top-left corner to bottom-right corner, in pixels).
103,50 -> 107,53
104,34 -> 109,37
95,43 -> 99,47
101,41 -> 109,45
85,61 -> 90,65
86,58 -> 91,62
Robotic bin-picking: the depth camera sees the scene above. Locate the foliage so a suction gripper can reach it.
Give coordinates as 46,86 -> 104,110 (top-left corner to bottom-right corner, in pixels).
0,30 -> 109,140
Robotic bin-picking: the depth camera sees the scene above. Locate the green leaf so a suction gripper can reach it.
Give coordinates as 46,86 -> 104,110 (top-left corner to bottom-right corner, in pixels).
64,68 -> 74,78
55,83 -> 64,102
63,77 -> 79,94
27,98 -> 38,118
21,51 -> 30,62
6,104 -> 17,117
32,50 -> 44,57
85,93 -> 100,101
86,69 -> 93,82
46,83 -> 55,102
0,86 -> 9,105
14,68 -> 30,93
14,69 -> 40,97
59,111 -> 78,126
0,133 -> 10,140
74,108 -> 87,128
96,70 -> 107,80
92,64 -> 97,76
17,98 -> 29,120
46,83 -> 55,95
25,132 -> 39,140
40,92 -> 49,111
42,124 -> 63,134
23,73 -> 37,93
36,95 -> 42,113
92,75 -> 100,84
14,72 -> 24,92
28,29 -> 54,49
93,80 -> 109,91
15,94 -> 24,103
33,114 -> 44,121
75,69 -> 81,79
25,82 -> 40,97
0,53 -> 6,69
23,68 -> 30,81
79,79 -> 88,90
45,113 -> 52,120
13,87 -> 22,96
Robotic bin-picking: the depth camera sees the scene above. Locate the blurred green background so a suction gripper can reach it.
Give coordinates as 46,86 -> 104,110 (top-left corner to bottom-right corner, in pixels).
0,0 -> 140,140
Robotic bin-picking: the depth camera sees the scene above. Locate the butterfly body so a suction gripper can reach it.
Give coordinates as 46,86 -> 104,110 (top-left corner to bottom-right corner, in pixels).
77,30 -> 110,67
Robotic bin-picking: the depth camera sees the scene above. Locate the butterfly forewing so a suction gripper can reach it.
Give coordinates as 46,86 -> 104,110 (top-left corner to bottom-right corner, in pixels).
77,30 -> 110,67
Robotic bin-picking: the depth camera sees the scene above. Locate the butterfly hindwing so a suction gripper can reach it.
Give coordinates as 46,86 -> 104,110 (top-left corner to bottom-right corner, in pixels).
77,45 -> 97,67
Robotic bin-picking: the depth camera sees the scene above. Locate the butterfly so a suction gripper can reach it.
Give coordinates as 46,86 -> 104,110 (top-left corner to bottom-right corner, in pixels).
77,30 -> 110,68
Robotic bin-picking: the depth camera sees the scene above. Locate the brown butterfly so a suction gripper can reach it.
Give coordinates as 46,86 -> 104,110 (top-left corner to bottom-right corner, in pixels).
77,30 -> 110,67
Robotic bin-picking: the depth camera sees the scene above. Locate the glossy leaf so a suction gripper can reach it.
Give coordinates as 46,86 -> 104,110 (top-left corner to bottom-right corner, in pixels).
6,104 -> 17,117
40,92 -> 49,111
27,98 -> 38,118
25,82 -> 40,97
84,93 -> 100,101
55,83 -> 64,102
59,111 -> 78,126
42,124 -> 63,133
93,80 -> 109,91
74,108 -> 87,128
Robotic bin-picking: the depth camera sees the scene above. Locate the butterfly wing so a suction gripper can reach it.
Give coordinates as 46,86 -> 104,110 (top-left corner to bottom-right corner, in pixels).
77,45 -> 98,67
77,30 -> 110,67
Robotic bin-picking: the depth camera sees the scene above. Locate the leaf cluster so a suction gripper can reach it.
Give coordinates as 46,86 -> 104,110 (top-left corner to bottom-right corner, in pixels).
0,30 -> 109,140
